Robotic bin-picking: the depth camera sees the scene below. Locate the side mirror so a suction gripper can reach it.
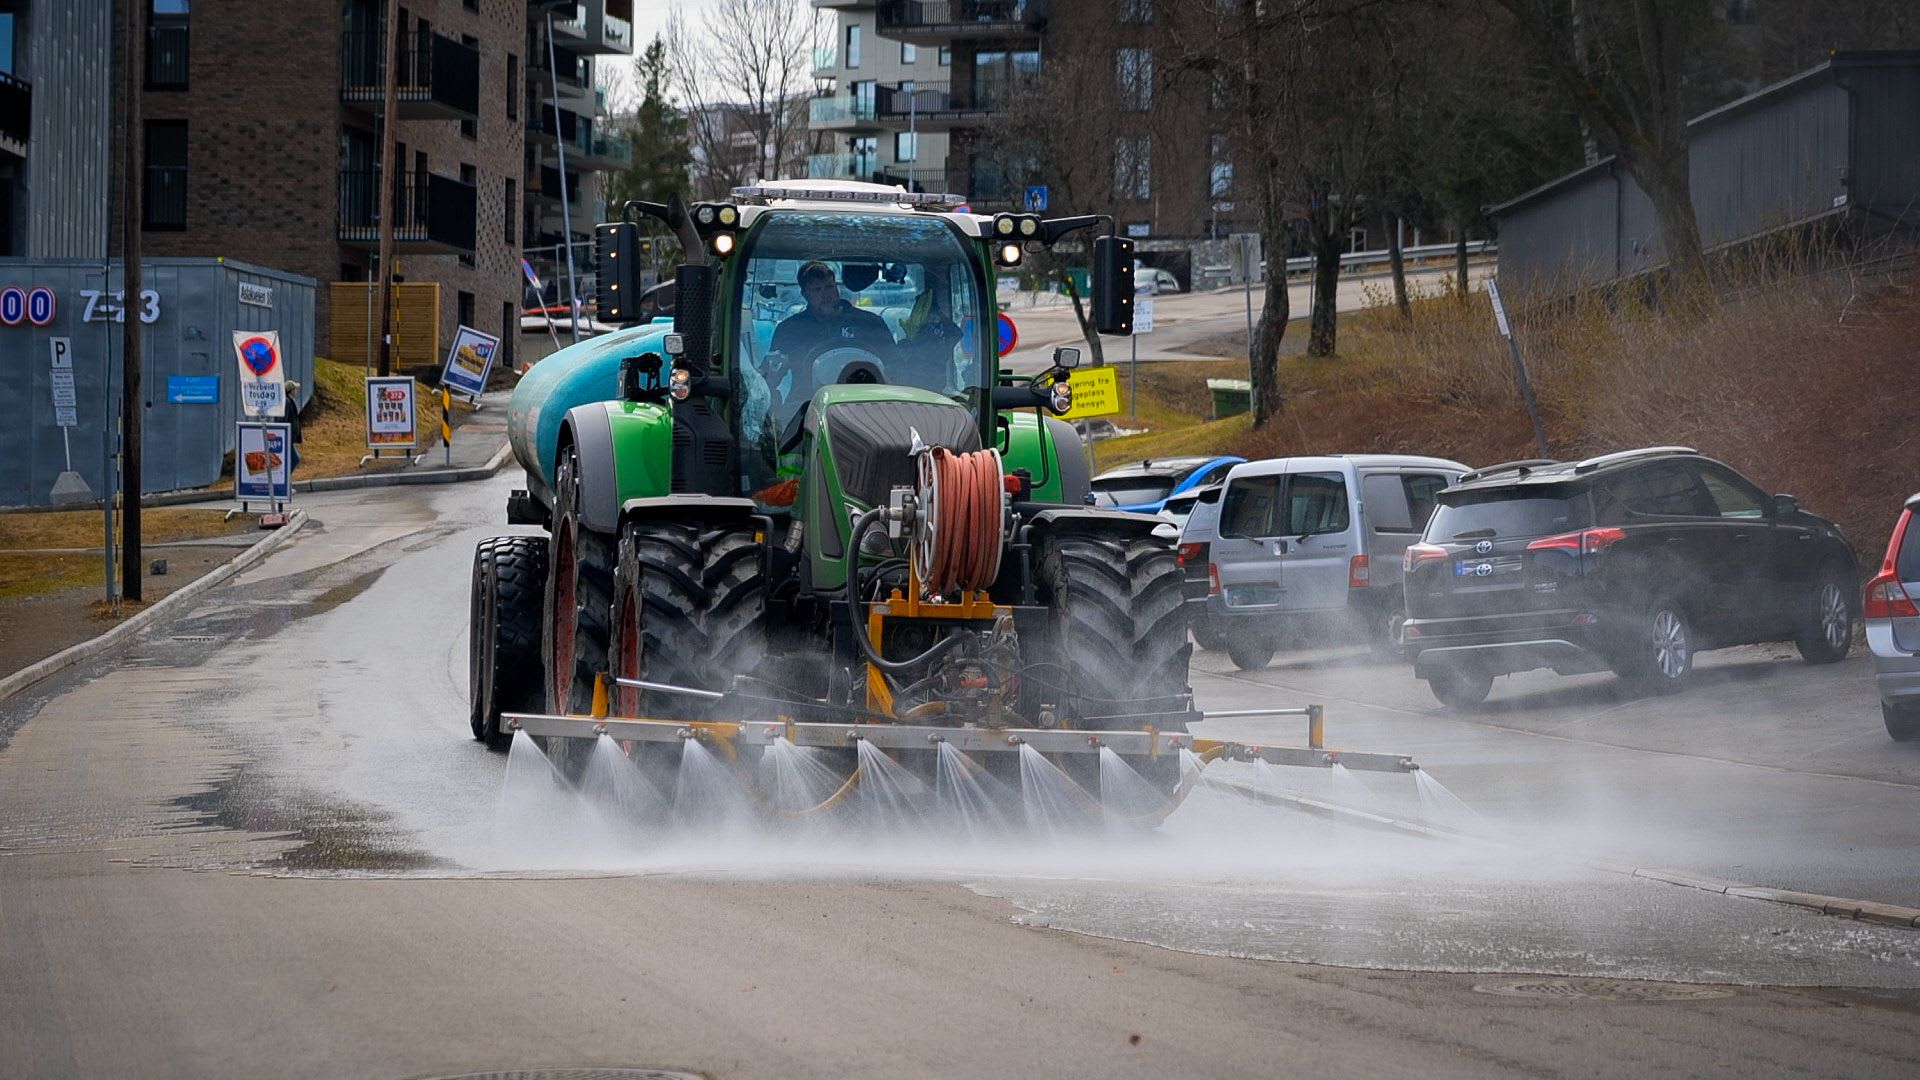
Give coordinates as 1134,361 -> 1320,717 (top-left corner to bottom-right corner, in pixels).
620,352 -> 665,402
1773,493 -> 1800,517
1092,235 -> 1135,335
1052,345 -> 1082,369
595,221 -> 641,323
672,263 -> 715,367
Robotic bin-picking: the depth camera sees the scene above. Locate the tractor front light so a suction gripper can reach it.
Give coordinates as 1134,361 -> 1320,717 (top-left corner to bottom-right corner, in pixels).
1018,215 -> 1039,237
670,366 -> 693,400
717,205 -> 739,226
711,232 -> 736,257
1048,381 -> 1072,414
997,242 -> 1023,267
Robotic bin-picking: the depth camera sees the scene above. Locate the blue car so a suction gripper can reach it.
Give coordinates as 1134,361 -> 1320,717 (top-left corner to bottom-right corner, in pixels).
1090,455 -> 1245,514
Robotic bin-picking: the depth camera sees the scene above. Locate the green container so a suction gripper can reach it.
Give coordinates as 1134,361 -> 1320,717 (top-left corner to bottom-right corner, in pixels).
1059,267 -> 1090,295
1207,378 -> 1251,419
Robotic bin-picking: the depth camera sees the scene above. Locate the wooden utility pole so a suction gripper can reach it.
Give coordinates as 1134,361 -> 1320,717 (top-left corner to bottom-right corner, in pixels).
375,0 -> 402,376
120,0 -> 144,602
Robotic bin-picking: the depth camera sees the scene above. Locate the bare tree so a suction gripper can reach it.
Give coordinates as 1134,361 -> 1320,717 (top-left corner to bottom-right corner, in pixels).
667,0 -> 816,196
1493,0 -> 1720,279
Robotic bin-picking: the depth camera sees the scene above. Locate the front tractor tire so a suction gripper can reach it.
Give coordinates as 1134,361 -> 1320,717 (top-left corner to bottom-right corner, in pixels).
609,518 -> 768,721
1039,531 -> 1195,729
470,535 -> 549,751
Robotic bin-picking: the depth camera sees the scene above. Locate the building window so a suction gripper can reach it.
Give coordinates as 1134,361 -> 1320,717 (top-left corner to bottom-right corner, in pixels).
1209,70 -> 1228,112
938,46 -> 950,67
1125,222 -> 1151,238
1209,134 -> 1232,198
1113,135 -> 1150,200
507,54 -> 519,120
845,24 -> 861,69
459,163 -> 477,266
458,290 -> 475,330
851,136 -> 877,177
1116,48 -> 1151,111
502,301 -> 516,371
505,178 -> 517,244
147,0 -> 191,90
143,120 -> 188,229
895,132 -> 917,162
460,34 -> 479,138
1119,0 -> 1153,23
901,42 -> 917,64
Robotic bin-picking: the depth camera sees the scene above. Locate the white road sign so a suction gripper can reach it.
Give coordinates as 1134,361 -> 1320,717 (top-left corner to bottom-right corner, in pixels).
1135,296 -> 1154,335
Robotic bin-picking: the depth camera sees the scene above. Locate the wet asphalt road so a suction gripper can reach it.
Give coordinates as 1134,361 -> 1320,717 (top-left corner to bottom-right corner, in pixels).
3,471 -> 1919,1078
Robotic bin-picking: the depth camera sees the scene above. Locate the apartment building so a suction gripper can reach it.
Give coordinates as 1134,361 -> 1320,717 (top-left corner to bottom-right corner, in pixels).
808,1 -> 951,191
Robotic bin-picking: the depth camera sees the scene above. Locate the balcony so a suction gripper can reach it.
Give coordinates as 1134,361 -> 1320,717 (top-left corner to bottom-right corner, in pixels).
809,93 -> 881,130
812,0 -> 877,9
545,2 -> 633,56
147,22 -> 190,89
0,72 -> 28,159
811,46 -> 837,76
875,0 -> 1047,45
874,81 -> 1011,129
550,3 -> 589,43
341,29 -> 481,120
808,153 -> 880,181
338,169 -> 477,254
533,166 -> 593,212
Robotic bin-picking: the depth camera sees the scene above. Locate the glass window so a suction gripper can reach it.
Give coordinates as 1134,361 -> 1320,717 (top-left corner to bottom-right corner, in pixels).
845,24 -> 860,68
507,54 -> 519,120
1209,134 -> 1232,198
1221,475 -> 1281,538
1612,464 -> 1713,517
1428,491 -> 1592,541
1093,478 -> 1175,507
1119,0 -> 1154,22
1113,136 -> 1150,200
1115,47 -> 1151,110
734,212 -> 989,496
0,14 -> 13,74
938,46 -> 951,67
894,131 -> 917,162
1362,474 -> 1413,533
1286,473 -> 1349,535
1695,464 -> 1768,519
1899,511 -> 1920,583
143,120 -> 189,230
1208,70 -> 1228,111
1402,474 -> 1452,532
147,0 -> 191,90
901,42 -> 916,63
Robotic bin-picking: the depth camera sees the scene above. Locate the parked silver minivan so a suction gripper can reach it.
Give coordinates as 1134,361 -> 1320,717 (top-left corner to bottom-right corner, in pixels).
1178,454 -> 1470,669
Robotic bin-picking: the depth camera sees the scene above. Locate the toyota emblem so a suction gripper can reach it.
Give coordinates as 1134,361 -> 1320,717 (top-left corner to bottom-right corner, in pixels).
1475,562 -> 1494,577
1474,540 -> 1494,555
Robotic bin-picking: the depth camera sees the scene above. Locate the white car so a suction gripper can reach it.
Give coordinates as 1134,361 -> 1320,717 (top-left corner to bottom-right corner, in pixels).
1134,267 -> 1182,295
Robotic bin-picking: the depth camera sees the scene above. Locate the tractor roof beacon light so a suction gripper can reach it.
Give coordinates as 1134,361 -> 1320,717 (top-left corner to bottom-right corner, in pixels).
595,221 -> 641,323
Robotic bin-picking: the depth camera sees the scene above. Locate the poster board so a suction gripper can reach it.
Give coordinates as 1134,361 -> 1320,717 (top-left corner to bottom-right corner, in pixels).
1058,366 -> 1121,420
365,376 -> 418,449
235,422 -> 292,503
440,324 -> 501,402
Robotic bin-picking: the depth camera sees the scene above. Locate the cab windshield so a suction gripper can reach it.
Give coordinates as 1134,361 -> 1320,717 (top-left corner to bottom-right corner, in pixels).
734,210 -> 989,493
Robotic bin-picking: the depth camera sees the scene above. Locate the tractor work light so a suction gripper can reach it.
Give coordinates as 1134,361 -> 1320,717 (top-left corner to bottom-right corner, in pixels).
670,366 -> 693,401
996,242 -> 1024,267
711,232 -> 737,257
1049,380 -> 1073,414
992,213 -> 1042,241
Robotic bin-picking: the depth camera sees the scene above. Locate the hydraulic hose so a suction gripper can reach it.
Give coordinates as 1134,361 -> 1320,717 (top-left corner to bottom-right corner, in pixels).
846,509 -> 969,674
920,446 -> 1005,595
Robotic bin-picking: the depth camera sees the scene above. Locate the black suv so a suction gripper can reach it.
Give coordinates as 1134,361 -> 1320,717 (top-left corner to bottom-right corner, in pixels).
1401,447 -> 1857,708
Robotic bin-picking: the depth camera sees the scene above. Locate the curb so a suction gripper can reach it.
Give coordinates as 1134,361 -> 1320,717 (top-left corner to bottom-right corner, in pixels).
1211,777 -> 1920,930
0,510 -> 310,707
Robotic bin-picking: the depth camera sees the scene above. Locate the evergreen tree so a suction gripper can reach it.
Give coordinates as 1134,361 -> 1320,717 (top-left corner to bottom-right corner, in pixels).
606,35 -> 693,268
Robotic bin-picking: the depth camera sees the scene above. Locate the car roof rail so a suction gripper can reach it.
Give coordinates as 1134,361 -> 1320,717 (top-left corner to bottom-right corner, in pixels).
1571,446 -> 1698,473
1458,458 -> 1560,483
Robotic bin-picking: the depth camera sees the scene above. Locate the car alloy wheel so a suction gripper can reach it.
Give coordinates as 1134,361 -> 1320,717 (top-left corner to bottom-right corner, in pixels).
1816,582 -> 1849,652
1652,608 -> 1690,681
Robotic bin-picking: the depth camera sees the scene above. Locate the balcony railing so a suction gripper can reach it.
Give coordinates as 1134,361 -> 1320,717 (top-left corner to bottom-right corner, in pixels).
0,72 -> 29,158
808,153 -> 880,181
811,46 -> 838,72
147,22 -> 190,89
341,29 -> 481,120
876,81 -> 1018,122
603,12 -> 633,51
553,3 -> 588,37
338,169 -> 477,253
143,165 -> 188,229
876,0 -> 1047,40
809,94 -> 878,125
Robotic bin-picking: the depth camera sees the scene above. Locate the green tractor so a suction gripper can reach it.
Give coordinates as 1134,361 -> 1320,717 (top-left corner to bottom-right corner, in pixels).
470,180 -> 1412,823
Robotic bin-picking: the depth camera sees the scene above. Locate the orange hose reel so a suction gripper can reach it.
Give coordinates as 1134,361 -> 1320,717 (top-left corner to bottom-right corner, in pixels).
912,445 -> 1006,597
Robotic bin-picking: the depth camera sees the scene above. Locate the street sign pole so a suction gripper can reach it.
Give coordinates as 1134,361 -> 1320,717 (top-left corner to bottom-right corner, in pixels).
1485,278 -> 1550,457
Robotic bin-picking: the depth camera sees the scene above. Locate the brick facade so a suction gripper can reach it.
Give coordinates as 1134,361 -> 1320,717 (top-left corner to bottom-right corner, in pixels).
114,0 -> 529,370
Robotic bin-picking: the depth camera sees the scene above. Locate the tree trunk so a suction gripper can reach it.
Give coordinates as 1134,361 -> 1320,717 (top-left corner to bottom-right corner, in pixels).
1060,269 -> 1104,367
1387,214 -> 1409,318
1620,143 -> 1707,281
1455,230 -> 1469,298
1307,218 -> 1341,358
1250,227 -> 1290,425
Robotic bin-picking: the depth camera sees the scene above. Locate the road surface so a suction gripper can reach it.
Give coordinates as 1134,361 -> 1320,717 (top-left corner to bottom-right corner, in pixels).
3,473 -> 1917,1079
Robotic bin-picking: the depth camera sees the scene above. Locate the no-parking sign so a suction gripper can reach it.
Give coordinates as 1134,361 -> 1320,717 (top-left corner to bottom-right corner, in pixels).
233,330 -> 285,417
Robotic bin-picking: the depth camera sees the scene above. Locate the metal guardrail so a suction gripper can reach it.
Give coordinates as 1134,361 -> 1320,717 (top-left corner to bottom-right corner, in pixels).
1197,240 -> 1495,284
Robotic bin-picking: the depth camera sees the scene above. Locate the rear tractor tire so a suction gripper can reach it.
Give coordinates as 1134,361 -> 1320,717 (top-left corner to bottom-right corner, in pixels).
470,534 -> 549,752
542,444 -> 617,781
609,518 -> 768,723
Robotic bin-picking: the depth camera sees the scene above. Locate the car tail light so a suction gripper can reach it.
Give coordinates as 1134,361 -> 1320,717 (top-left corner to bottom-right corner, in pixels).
1349,554 -> 1370,588
1403,543 -> 1447,572
1177,541 -> 1207,567
1865,570 -> 1918,619
1207,562 -> 1222,596
1526,527 -> 1627,556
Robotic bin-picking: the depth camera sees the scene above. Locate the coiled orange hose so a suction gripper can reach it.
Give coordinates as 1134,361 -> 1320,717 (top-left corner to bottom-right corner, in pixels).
922,446 -> 1004,595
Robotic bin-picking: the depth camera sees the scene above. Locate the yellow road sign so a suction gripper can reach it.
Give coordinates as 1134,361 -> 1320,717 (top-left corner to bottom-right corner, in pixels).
1059,364 -> 1121,420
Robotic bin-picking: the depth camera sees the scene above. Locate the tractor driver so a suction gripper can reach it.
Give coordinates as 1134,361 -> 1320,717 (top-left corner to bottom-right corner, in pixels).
767,261 -> 897,398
